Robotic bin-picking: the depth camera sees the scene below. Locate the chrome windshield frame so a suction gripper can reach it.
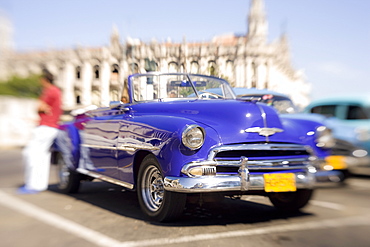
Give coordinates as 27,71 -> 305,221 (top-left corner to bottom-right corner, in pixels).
127,72 -> 236,103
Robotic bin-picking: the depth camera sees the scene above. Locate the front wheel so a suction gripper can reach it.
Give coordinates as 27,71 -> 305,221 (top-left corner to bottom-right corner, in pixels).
56,152 -> 81,193
268,189 -> 314,211
137,155 -> 186,222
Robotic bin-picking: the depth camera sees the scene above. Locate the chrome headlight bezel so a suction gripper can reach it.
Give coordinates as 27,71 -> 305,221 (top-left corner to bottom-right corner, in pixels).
315,126 -> 335,148
181,125 -> 205,150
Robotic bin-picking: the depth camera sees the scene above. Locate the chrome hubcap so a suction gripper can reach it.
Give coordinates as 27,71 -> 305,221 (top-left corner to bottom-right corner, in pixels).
141,165 -> 164,212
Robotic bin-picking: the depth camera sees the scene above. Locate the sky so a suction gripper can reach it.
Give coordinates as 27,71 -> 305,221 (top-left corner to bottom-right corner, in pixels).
0,0 -> 369,101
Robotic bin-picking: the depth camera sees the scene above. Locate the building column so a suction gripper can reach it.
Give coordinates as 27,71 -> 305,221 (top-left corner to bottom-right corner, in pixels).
256,61 -> 262,89
245,58 -> 252,88
62,62 -> 75,110
159,59 -> 167,73
235,59 -> 245,87
100,61 -> 110,106
255,59 -> 267,89
265,59 -> 271,89
81,62 -> 92,106
201,59 -> 207,75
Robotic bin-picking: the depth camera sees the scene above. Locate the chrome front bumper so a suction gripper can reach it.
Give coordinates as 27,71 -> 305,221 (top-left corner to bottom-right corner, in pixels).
164,171 -> 316,193
164,145 -> 317,193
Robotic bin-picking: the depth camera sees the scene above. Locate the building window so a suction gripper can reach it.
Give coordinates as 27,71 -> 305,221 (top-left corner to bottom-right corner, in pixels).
74,89 -> 81,104
130,63 -> 139,74
144,58 -> 157,72
76,66 -> 81,79
111,64 -> 119,81
76,95 -> 81,104
93,65 -> 100,79
208,61 -> 217,76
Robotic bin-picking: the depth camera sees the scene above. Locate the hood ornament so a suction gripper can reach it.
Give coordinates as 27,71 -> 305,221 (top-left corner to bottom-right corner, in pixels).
244,127 -> 284,137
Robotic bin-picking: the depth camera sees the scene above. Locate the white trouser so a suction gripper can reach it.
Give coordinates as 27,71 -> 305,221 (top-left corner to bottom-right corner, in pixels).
22,125 -> 59,191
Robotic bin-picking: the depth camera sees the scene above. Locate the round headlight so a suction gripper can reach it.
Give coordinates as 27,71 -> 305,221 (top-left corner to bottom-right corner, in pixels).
182,125 -> 205,150
316,126 -> 335,148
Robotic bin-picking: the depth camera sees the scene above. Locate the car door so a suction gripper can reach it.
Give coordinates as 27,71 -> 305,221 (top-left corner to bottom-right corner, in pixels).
80,108 -> 123,180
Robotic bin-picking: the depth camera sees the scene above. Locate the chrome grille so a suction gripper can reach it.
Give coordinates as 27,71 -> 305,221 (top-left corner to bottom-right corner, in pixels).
203,167 -> 217,175
214,149 -> 309,161
208,143 -> 313,175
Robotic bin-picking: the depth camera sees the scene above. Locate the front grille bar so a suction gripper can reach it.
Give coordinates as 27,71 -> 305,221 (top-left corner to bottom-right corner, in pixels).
208,143 -> 312,161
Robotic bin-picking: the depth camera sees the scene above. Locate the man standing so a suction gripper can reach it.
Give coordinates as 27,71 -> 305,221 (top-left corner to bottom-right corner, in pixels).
18,69 -> 62,194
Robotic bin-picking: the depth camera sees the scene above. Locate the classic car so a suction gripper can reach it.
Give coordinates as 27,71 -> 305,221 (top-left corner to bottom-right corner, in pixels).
234,88 -> 360,182
54,73 -> 331,222
305,95 -> 370,176
233,88 -> 298,114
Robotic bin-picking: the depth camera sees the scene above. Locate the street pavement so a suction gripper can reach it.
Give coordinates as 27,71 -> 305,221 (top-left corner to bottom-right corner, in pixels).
1,148 -> 370,247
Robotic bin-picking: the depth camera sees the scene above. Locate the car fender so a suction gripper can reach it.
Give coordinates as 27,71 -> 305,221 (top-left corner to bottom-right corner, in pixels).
280,115 -> 331,158
126,115 -> 222,177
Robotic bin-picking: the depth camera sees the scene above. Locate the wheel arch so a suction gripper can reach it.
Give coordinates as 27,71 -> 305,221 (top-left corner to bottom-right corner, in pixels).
133,150 -> 153,189
52,124 -> 82,170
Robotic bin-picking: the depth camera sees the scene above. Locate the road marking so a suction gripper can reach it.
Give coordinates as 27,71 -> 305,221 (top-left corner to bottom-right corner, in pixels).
1,189 -> 369,247
120,215 -> 370,247
0,190 -> 121,247
310,200 -> 346,211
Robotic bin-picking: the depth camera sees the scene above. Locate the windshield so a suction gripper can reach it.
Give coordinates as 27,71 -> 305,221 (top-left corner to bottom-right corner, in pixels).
128,73 -> 236,102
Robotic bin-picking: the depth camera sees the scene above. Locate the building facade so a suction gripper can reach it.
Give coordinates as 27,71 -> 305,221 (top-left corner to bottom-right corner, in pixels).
0,0 -> 310,111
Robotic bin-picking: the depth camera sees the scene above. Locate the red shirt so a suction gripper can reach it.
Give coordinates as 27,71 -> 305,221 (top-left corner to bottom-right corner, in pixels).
39,85 -> 62,128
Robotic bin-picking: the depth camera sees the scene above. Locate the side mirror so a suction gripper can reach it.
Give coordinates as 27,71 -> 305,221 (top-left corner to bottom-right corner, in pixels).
70,105 -> 98,116
109,101 -> 130,112
109,101 -> 123,109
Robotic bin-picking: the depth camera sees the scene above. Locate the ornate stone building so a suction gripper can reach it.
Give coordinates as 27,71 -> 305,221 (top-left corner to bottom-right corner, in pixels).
0,0 -> 310,111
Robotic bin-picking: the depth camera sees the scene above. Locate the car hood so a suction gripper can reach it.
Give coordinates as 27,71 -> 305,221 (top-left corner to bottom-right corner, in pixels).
131,100 -> 307,145
283,113 -> 363,142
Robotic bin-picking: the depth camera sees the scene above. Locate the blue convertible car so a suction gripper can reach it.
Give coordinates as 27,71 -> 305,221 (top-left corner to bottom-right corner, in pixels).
54,73 -> 332,221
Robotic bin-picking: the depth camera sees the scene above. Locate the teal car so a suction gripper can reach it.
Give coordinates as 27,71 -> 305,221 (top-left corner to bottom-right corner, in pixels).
234,88 -> 366,181
305,95 -> 370,176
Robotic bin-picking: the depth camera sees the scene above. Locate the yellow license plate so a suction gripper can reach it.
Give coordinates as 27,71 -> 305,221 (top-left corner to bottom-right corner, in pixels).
264,173 -> 296,192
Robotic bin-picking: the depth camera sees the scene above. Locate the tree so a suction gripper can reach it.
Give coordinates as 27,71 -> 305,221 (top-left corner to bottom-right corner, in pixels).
0,74 -> 41,98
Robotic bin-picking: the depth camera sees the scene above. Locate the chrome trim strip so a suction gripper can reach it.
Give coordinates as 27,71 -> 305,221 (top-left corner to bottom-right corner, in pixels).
76,168 -> 134,189
181,158 -> 312,174
207,143 -> 312,161
81,143 -> 160,152
117,144 -> 160,151
81,144 -> 116,150
216,158 -> 312,166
